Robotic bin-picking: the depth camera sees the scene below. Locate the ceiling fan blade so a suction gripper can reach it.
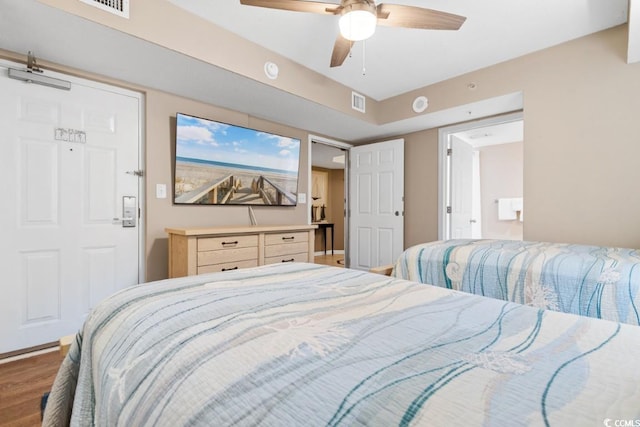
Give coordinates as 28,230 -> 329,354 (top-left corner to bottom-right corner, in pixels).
376,4 -> 466,30
330,34 -> 353,68
239,0 -> 340,15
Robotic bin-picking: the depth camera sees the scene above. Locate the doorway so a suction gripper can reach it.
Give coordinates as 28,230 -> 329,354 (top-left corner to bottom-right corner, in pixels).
309,136 -> 351,267
439,112 -> 523,241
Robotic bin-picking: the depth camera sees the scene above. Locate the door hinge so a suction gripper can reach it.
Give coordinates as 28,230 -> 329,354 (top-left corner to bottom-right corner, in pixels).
126,170 -> 144,177
446,206 -> 452,214
447,148 -> 452,156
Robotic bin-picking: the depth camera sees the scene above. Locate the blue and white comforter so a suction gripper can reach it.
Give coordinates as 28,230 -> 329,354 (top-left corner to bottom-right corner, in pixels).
392,239 -> 640,325
44,262 -> 640,426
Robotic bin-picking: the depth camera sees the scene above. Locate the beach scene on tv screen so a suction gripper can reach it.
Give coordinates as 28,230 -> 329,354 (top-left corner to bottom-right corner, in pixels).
174,114 -> 301,205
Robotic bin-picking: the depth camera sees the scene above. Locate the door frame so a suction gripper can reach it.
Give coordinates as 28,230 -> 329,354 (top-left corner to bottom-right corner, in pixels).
438,111 -> 523,240
0,58 -> 146,282
308,134 -> 352,263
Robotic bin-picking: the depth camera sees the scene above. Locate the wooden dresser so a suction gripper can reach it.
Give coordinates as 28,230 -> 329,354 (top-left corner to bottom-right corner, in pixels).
166,225 -> 317,278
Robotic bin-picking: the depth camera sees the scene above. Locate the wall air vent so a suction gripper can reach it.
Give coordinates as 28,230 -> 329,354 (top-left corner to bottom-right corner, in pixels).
351,91 -> 365,113
79,0 -> 129,18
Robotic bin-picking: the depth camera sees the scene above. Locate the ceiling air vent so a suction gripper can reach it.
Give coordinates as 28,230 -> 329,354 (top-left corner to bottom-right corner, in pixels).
79,0 -> 129,18
351,91 -> 365,113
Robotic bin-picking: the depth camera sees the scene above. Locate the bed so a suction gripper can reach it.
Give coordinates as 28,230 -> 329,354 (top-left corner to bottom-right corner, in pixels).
43,262 -> 640,426
392,239 -> 640,326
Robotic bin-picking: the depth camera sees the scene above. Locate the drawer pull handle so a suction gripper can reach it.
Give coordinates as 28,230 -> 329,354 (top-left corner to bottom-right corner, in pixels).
222,266 -> 239,271
281,258 -> 295,263
221,241 -> 239,246
282,236 -> 295,241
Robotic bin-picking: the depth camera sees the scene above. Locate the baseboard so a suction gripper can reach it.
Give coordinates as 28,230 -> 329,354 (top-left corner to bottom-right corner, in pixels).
0,346 -> 59,365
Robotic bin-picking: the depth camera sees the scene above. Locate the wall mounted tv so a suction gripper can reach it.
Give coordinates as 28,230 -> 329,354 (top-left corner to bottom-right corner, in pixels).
174,112 -> 301,206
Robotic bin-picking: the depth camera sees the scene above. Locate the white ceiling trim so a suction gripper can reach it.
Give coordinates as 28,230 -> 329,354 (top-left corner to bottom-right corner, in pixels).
629,0 -> 640,63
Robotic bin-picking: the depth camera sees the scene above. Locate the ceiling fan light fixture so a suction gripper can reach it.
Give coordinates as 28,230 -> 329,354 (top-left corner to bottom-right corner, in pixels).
339,4 -> 377,41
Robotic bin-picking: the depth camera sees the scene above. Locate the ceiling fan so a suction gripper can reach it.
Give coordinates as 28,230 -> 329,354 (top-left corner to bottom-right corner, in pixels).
239,0 -> 466,68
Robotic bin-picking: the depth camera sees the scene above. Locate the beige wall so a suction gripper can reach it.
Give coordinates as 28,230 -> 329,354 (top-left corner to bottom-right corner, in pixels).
478,142 -> 523,240
328,169 -> 345,251
396,25 -> 640,249
145,90 -> 309,281
311,167 -> 345,252
402,128 -> 440,248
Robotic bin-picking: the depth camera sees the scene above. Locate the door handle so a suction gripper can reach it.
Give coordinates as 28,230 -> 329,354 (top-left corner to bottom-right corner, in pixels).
113,217 -> 135,227
117,196 -> 137,227
469,219 -> 477,223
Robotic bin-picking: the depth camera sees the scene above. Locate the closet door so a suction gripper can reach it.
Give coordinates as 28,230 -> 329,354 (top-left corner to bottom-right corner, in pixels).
349,139 -> 404,270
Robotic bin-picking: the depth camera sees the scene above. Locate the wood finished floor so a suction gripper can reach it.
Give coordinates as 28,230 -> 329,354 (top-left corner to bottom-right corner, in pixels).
0,350 -> 60,427
0,257 -> 344,426
313,253 -> 345,268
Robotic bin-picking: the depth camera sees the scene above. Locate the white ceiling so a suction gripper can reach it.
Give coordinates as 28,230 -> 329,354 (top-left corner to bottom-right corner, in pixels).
312,142 -> 347,169
454,120 -> 523,148
0,0 -> 630,143
168,0 -> 629,101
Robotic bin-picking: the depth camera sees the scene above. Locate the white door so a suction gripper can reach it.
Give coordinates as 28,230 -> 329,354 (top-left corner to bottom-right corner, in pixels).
349,139 -> 404,270
449,136 -> 474,238
0,63 -> 142,354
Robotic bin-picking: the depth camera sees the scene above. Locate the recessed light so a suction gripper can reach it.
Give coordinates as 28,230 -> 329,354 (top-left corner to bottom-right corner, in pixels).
412,96 -> 428,113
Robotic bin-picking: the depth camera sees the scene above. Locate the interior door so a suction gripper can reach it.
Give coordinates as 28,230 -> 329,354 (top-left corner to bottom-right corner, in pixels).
449,136 -> 474,238
0,63 -> 142,354
349,139 -> 404,270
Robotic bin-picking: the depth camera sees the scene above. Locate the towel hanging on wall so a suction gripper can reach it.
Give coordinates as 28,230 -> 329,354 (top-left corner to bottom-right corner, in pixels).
511,198 -> 523,211
497,198 -> 523,220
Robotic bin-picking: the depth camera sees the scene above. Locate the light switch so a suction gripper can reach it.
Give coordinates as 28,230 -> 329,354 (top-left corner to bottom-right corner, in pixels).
156,184 -> 167,199
298,193 -> 306,204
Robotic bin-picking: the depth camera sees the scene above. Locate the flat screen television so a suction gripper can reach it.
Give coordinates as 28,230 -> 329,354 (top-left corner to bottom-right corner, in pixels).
173,112 -> 301,206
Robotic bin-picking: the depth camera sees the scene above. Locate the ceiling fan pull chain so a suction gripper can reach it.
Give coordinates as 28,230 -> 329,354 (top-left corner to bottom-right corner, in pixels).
362,40 -> 366,76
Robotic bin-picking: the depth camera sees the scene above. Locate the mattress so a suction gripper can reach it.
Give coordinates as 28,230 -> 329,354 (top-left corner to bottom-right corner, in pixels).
43,262 -> 640,426
392,239 -> 640,325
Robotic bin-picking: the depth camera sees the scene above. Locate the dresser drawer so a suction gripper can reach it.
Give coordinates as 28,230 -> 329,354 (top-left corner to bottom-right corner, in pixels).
197,246 -> 258,267
264,241 -> 309,258
265,231 -> 308,246
264,253 -> 308,265
198,234 -> 258,251
198,259 -> 259,274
